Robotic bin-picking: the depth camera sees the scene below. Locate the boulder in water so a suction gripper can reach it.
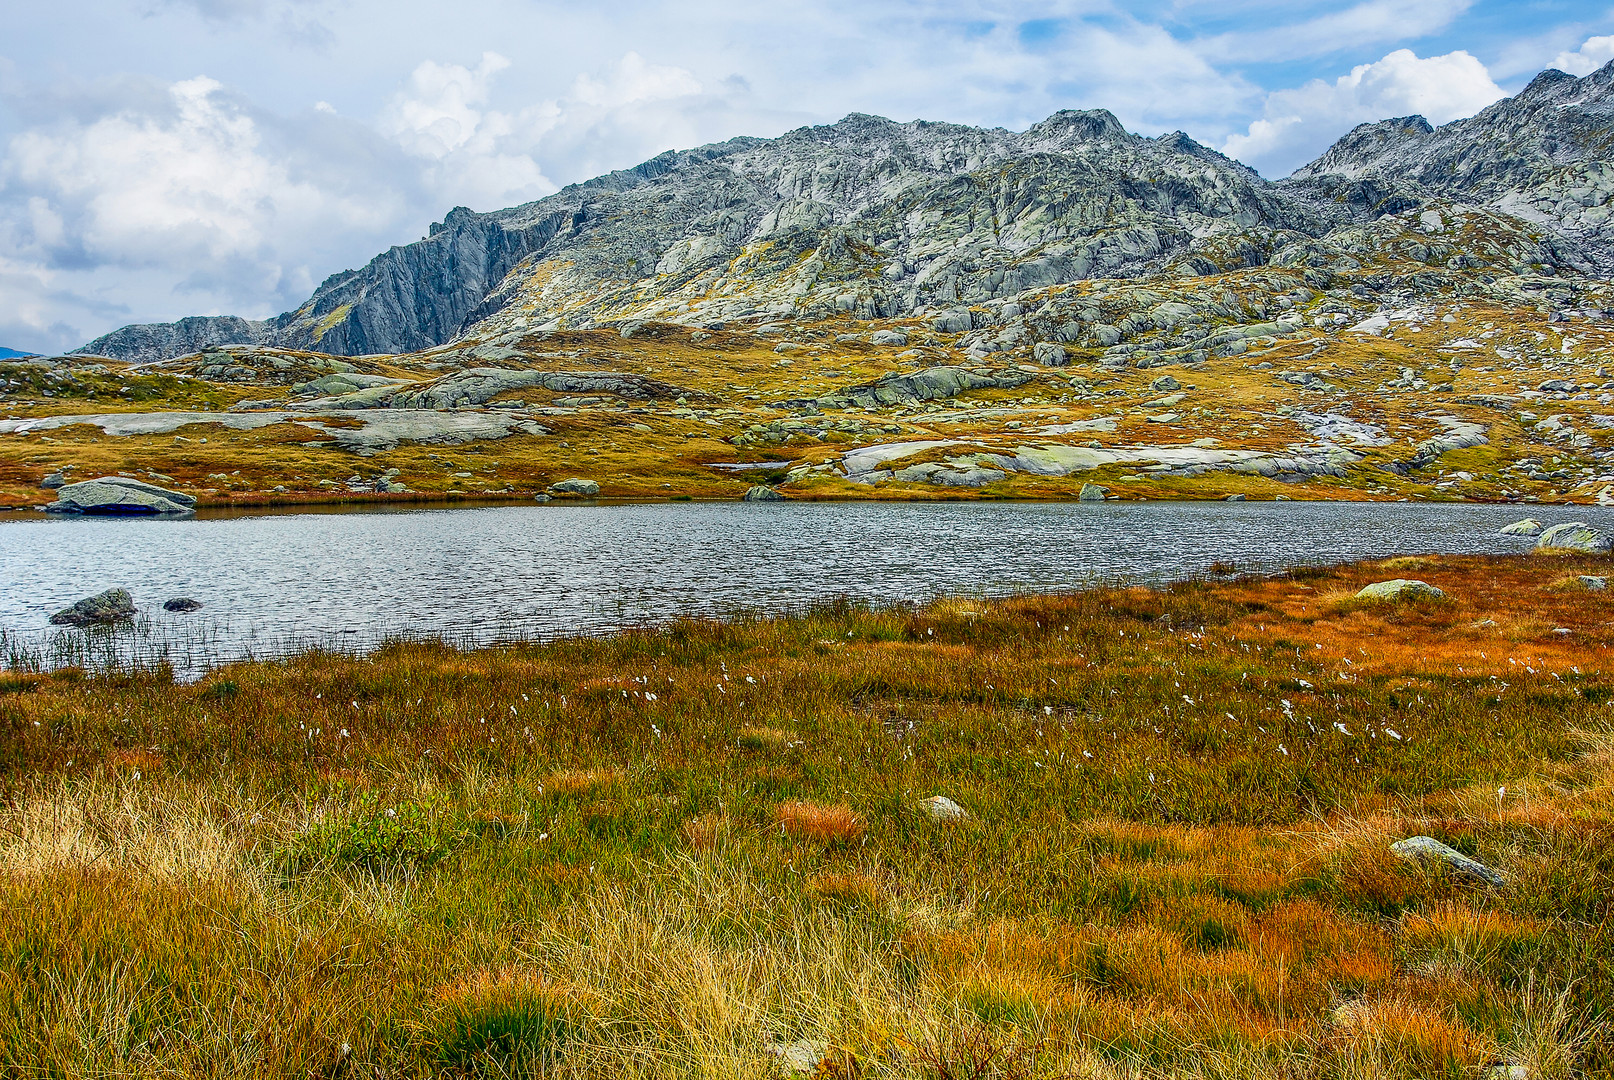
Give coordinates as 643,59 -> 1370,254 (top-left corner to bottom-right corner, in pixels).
743,485 -> 786,502
50,588 -> 136,627
163,597 -> 203,613
1499,518 -> 1541,536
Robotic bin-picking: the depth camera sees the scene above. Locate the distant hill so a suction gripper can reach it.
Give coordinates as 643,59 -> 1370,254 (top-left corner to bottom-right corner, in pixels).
0,347 -> 37,360
78,59 -> 1614,363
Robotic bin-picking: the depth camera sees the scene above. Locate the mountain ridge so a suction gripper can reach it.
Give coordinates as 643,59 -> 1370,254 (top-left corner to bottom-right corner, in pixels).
77,62 -> 1614,363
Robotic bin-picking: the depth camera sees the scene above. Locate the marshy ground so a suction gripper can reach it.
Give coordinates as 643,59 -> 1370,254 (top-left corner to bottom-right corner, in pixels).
2,553 -> 1612,1077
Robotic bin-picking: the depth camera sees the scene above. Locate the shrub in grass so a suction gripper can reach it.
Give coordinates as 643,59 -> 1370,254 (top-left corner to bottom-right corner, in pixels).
289,791 -> 464,874
959,979 -> 1042,1030
434,968 -> 584,1075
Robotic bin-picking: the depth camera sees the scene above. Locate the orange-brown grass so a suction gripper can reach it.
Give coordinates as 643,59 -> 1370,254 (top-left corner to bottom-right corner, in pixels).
545,766 -> 624,795
773,800 -> 863,843
809,870 -> 885,908
680,811 -> 728,851
1,553 -> 1612,1077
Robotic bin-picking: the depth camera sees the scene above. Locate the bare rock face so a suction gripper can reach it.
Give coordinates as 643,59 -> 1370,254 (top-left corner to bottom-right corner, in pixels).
1287,61 -> 1614,270
75,60 -> 1614,363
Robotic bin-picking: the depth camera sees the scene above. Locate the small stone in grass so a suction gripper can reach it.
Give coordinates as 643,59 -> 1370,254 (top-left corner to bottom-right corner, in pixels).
765,1038 -> 827,1077
1390,835 -> 1505,886
918,795 -> 968,822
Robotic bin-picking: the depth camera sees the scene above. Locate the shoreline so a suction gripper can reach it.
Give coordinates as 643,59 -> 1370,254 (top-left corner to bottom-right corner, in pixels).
0,487 -> 1587,521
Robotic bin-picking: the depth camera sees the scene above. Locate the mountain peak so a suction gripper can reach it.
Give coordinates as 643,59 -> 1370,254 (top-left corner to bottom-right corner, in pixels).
1025,108 -> 1131,144
1288,115 -> 1432,181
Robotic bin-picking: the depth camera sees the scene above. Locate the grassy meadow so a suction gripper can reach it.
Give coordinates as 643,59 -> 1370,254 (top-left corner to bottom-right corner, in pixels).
2,554 -> 1613,1078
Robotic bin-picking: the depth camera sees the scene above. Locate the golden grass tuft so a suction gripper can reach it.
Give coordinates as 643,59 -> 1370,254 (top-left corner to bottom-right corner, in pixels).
737,725 -> 800,752
773,800 -> 863,843
808,870 -> 885,908
546,767 -> 623,795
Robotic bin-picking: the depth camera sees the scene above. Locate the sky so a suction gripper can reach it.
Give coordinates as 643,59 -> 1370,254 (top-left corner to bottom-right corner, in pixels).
1,0 -> 1611,354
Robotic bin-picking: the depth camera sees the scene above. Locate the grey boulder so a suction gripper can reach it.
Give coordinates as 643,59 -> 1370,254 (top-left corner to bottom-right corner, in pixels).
548,478 -> 600,497
1355,579 -> 1446,602
743,485 -> 786,501
1390,835 -> 1506,886
50,588 -> 136,627
1535,522 -> 1614,553
1032,342 -> 1070,366
868,329 -> 909,346
1150,374 -> 1181,391
1498,518 -> 1542,536
1078,483 -> 1108,502
46,476 -> 197,517
163,597 -> 204,613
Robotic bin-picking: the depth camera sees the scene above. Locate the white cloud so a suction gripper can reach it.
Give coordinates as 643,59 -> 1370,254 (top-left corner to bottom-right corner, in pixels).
4,76 -> 391,270
1198,0 -> 1473,62
1550,36 -> 1614,77
0,74 -> 414,349
381,52 -> 555,208
1222,48 -> 1503,177
571,51 -> 702,110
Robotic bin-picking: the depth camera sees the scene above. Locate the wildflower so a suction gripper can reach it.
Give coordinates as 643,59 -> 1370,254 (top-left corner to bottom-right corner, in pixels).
1278,744 -> 1287,755
1334,722 -> 1351,735
1385,728 -> 1401,740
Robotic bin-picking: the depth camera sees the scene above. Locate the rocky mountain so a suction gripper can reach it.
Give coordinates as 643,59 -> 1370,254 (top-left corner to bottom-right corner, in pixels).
1287,62 -> 1614,269
79,61 -> 1614,363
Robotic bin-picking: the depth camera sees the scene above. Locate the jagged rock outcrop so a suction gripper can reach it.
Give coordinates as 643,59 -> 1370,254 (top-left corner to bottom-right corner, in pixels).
83,316 -> 270,365
1287,61 -> 1614,270
76,61 -> 1614,363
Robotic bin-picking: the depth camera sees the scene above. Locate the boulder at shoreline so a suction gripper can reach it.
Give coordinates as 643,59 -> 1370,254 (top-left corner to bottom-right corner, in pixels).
1535,522 -> 1614,553
46,476 -> 196,517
